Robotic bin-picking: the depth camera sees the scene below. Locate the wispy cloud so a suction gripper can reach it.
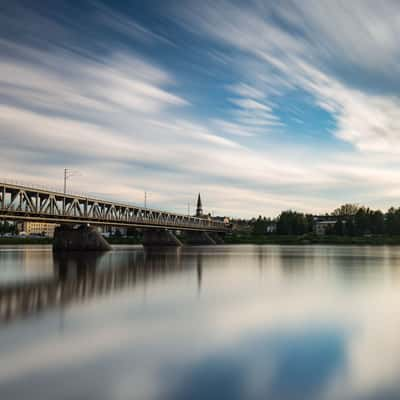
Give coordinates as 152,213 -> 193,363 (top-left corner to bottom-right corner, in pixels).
179,0 -> 400,156
2,1 -> 400,216
226,83 -> 265,100
92,2 -> 175,46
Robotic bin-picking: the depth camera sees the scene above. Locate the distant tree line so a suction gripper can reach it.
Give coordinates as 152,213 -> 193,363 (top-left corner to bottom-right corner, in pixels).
252,216 -> 274,235
251,212 -> 314,235
276,211 -> 314,235
251,203 -> 400,236
327,206 -> 385,236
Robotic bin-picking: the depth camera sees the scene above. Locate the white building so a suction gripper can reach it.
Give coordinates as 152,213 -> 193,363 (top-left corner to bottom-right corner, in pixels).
314,220 -> 337,235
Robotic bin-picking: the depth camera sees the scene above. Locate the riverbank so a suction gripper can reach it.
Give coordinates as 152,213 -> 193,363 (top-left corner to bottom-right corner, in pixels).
0,237 -> 53,245
3,234 -> 400,246
0,236 -> 142,246
225,233 -> 400,245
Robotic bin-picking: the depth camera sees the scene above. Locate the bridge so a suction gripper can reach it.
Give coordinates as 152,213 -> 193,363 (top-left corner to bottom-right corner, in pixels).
0,182 -> 229,249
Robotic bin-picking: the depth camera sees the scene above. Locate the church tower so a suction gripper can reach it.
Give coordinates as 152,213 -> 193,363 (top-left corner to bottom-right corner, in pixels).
196,193 -> 203,217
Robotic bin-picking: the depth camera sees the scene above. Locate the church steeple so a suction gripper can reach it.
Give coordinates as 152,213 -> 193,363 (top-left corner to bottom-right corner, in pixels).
196,193 -> 203,217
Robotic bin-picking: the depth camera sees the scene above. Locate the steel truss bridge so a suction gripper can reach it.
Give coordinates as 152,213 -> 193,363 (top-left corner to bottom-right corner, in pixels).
0,182 -> 228,232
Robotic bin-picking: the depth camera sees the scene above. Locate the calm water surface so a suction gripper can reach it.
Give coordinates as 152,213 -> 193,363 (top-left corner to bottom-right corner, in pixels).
0,244 -> 400,400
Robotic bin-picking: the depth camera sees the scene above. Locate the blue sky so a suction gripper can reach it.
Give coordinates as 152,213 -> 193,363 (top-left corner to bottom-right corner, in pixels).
1,0 -> 400,217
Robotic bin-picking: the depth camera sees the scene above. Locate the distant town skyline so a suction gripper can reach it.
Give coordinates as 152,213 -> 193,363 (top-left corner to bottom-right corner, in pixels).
1,1 -> 400,218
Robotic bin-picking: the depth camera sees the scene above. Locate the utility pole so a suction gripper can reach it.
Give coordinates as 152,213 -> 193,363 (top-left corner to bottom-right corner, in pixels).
144,191 -> 147,209
63,168 -> 67,194
188,202 -> 190,216
63,168 -> 80,194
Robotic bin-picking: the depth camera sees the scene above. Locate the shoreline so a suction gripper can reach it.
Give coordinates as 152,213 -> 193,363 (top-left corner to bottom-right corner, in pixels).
3,234 -> 400,246
224,234 -> 400,245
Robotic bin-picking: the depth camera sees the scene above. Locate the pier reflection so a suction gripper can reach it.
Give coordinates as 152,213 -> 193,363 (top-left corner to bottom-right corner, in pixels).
0,247 -> 194,323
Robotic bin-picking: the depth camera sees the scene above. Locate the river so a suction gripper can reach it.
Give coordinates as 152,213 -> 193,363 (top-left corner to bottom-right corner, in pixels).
0,244 -> 399,400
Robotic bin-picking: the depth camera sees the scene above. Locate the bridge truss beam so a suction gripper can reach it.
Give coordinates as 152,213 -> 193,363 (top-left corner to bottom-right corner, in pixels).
0,182 -> 228,232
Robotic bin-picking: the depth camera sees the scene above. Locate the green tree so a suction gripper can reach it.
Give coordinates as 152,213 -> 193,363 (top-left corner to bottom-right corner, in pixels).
354,207 -> 371,235
370,210 -> 384,234
345,218 -> 355,236
385,207 -> 400,235
252,216 -> 273,235
333,217 -> 345,235
276,211 -> 309,235
332,204 -> 360,217
0,221 -> 17,235
252,216 -> 266,235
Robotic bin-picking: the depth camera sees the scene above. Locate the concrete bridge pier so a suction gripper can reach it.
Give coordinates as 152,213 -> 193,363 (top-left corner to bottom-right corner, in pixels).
142,229 -> 182,247
53,225 -> 111,252
210,232 -> 225,244
186,231 -> 218,245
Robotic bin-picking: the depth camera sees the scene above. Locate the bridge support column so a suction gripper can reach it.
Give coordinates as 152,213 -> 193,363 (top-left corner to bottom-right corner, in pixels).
142,229 -> 182,247
186,231 -> 219,245
209,232 -> 225,244
53,225 -> 111,252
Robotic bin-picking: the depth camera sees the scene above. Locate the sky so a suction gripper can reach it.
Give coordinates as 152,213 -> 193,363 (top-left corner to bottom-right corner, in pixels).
1,0 -> 400,218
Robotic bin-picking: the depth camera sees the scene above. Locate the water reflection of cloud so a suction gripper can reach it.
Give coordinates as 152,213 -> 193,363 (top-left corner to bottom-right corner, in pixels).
1,246 -> 400,399
165,329 -> 345,400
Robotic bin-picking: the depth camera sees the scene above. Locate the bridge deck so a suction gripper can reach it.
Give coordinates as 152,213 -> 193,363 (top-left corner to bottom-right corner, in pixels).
0,182 -> 228,232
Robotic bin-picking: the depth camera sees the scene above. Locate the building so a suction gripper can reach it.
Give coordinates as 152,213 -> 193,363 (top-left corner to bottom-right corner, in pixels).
313,217 -> 337,236
22,222 -> 58,238
266,222 -> 277,233
100,225 -> 128,237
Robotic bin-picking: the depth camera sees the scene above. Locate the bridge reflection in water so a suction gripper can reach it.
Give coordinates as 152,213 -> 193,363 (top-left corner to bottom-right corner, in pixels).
0,247 -> 202,323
